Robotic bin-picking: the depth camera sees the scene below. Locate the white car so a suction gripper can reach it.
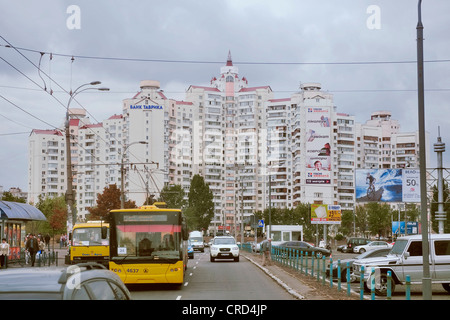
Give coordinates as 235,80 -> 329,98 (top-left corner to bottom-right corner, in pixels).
353,241 -> 392,253
210,236 -> 240,262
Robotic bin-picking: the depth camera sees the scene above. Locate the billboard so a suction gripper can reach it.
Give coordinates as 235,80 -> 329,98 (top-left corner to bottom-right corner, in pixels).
401,169 -> 421,203
355,169 -> 420,203
305,107 -> 332,184
311,204 -> 341,224
392,221 -> 419,235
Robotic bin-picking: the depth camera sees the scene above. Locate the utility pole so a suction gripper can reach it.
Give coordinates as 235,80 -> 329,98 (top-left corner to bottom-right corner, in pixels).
434,130 -> 446,234
416,0 -> 432,300
120,141 -> 148,208
65,81 -> 108,234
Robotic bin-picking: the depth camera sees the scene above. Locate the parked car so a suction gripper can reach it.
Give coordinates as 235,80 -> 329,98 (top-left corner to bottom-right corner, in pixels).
187,240 -> 194,259
353,241 -> 392,254
210,236 -> 240,262
343,237 -> 371,253
0,263 -> 132,300
326,248 -> 392,282
278,241 -> 331,258
353,234 -> 450,296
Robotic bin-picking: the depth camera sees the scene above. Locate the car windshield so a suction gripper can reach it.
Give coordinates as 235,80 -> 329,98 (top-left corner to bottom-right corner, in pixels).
214,238 -> 236,245
72,227 -> 109,246
390,239 -> 408,255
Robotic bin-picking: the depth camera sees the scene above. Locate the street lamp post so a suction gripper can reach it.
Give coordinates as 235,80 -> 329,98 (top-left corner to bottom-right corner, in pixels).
65,81 -> 109,234
120,141 -> 148,208
416,0 -> 432,300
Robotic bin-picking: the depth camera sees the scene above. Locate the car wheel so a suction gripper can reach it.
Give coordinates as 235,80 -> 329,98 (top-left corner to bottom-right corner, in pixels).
340,268 -> 348,282
234,256 -> 239,262
442,283 -> 450,293
316,252 -> 323,259
374,272 -> 394,296
210,256 -> 215,262
359,248 -> 366,254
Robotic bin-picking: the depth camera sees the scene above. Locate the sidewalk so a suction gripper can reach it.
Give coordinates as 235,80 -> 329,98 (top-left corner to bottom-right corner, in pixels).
241,250 -> 358,300
5,247 -> 68,269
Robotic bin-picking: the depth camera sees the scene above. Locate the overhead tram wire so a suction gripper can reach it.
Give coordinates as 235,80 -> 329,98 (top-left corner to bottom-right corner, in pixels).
0,38 -> 144,167
0,37 -> 148,168
0,37 -> 155,193
0,94 -> 58,129
2,43 -> 450,66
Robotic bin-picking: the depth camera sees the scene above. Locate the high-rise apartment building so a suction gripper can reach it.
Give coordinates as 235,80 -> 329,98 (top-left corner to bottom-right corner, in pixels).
28,53 -> 426,232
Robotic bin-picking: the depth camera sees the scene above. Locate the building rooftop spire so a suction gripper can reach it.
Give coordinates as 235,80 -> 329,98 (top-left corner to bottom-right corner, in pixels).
226,50 -> 233,66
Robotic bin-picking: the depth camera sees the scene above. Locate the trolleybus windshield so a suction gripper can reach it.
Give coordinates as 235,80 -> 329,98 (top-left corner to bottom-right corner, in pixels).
72,227 -> 109,246
110,211 -> 182,262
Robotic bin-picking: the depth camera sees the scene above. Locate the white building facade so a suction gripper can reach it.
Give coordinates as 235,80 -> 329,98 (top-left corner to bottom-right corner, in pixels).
27,53 -> 426,229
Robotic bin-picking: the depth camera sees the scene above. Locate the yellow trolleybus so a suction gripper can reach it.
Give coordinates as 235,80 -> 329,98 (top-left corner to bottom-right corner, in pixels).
69,221 -> 109,266
108,204 -> 189,286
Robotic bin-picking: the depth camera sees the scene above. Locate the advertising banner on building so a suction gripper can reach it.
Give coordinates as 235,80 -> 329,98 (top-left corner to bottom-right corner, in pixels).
355,169 -> 420,203
305,107 -> 331,184
401,169 -> 421,203
311,204 -> 341,224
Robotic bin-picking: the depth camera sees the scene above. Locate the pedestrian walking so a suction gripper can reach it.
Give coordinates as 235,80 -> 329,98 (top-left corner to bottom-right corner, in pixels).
44,234 -> 50,250
0,238 -> 10,269
26,234 -> 39,267
262,238 -> 272,266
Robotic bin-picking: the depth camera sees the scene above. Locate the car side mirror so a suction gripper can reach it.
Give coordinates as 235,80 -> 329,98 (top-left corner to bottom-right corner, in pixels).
404,251 -> 410,259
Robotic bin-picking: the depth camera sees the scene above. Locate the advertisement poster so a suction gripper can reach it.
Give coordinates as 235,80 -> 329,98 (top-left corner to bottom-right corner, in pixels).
305,107 -> 331,184
402,169 -> 421,203
355,169 -> 420,203
311,204 -> 341,224
355,169 -> 403,202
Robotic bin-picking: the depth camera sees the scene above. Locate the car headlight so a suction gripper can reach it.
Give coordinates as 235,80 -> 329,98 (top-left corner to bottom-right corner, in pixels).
233,246 -> 239,251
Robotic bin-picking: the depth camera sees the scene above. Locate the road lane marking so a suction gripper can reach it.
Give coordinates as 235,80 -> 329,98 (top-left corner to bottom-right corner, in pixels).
176,295 -> 182,300
184,282 -> 189,286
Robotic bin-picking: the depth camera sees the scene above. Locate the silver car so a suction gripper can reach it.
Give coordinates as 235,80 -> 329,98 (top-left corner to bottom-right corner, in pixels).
353,234 -> 450,296
0,263 -> 131,300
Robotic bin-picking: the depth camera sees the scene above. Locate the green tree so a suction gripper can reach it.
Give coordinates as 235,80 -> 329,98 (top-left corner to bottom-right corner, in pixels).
339,210 -> 355,237
185,175 -> 214,231
34,195 -> 67,236
354,205 -> 369,236
1,191 -> 26,203
255,203 -> 314,240
366,202 -> 392,237
159,184 -> 187,209
87,184 -> 136,222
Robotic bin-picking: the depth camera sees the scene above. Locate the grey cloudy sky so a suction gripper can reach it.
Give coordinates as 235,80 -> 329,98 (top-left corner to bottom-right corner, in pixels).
1,0 -> 450,191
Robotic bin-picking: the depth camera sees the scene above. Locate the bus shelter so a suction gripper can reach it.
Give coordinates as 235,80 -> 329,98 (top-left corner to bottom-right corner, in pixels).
0,201 -> 47,260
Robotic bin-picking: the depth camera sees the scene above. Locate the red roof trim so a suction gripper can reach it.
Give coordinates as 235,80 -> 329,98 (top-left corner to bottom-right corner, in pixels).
31,129 -> 63,136
189,85 -> 221,92
80,123 -> 103,129
239,86 -> 271,92
176,101 -> 193,105
108,114 -> 123,120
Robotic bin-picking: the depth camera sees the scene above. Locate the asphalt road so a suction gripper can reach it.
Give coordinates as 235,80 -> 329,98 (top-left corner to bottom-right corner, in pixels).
129,249 -> 297,300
